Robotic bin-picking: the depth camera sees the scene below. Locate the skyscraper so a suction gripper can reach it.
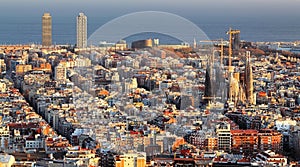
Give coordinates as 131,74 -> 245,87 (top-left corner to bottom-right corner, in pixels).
77,13 -> 87,48
42,13 -> 52,46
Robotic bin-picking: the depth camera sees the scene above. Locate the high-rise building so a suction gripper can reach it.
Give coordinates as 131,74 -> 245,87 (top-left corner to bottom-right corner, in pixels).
76,13 -> 87,48
216,122 -> 231,152
232,32 -> 240,50
42,13 -> 52,46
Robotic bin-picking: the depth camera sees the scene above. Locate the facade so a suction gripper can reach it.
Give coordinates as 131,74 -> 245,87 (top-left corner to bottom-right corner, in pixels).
25,139 -> 44,149
115,153 -> 146,167
206,137 -> 218,151
92,65 -> 112,85
0,126 -> 10,149
54,63 -> 67,81
232,32 -> 241,50
216,122 -> 231,152
0,154 -> 15,167
163,136 -> 176,152
231,129 -> 258,154
258,129 -> 282,153
42,13 -> 52,46
0,59 -> 5,73
75,57 -> 91,67
76,13 -> 87,48
0,81 -> 6,93
16,64 -> 32,75
255,150 -> 287,167
9,59 -> 23,72
292,130 -> 300,159
184,131 -> 206,149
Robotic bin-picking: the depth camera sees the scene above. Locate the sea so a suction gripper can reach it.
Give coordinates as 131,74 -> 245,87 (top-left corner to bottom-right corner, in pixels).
1,16 -> 300,45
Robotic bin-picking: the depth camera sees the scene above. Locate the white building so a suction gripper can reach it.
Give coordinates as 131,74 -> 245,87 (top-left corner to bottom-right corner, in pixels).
0,126 -> 10,149
75,57 -> 91,67
254,150 -> 287,167
216,122 -> 231,152
275,118 -> 297,131
25,134 -> 45,150
77,13 -> 87,48
55,63 -> 67,81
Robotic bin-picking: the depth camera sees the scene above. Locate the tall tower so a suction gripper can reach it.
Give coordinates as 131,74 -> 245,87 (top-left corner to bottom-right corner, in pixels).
193,38 -> 197,49
227,28 -> 240,69
77,13 -> 87,48
204,63 -> 213,104
245,51 -> 254,104
42,13 -> 52,46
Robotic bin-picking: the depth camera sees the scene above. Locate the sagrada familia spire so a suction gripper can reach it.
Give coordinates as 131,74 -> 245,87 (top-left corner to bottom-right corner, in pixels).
245,51 -> 254,105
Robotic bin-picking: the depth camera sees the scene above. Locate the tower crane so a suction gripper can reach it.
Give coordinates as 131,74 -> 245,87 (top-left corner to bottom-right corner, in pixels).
220,38 -> 225,66
226,28 -> 240,69
226,28 -> 240,105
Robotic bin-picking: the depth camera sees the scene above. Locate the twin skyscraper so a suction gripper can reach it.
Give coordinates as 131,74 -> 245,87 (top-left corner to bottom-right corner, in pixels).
76,13 -> 88,48
42,12 -> 87,48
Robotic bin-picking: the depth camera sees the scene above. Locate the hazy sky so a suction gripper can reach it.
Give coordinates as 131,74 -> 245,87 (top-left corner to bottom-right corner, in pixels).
1,0 -> 300,43
1,0 -> 300,21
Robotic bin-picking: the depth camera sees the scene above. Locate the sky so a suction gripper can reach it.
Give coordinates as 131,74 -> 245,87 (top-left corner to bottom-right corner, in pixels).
1,0 -> 300,20
1,0 -> 300,44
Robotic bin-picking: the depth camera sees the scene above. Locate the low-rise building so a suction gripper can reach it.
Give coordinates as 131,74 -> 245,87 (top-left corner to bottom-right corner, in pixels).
0,154 -> 15,167
231,129 -> 258,154
115,152 -> 146,167
254,150 -> 287,167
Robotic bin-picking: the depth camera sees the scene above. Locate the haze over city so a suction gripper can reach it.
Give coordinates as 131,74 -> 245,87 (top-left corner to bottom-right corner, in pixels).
0,1 -> 299,167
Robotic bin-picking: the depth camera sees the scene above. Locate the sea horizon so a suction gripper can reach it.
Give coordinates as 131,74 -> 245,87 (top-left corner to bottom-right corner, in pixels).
1,15 -> 300,45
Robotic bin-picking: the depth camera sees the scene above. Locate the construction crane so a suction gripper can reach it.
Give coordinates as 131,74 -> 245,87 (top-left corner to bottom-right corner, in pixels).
220,38 -> 224,66
226,28 -> 240,69
213,39 -> 225,67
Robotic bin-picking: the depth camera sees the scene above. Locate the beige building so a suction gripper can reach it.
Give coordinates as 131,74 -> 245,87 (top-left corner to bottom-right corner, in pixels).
42,13 -> 52,46
0,154 -> 15,167
0,82 -> 6,93
115,152 -> 146,167
16,64 -> 32,76
55,63 -> 67,81
77,13 -> 87,48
